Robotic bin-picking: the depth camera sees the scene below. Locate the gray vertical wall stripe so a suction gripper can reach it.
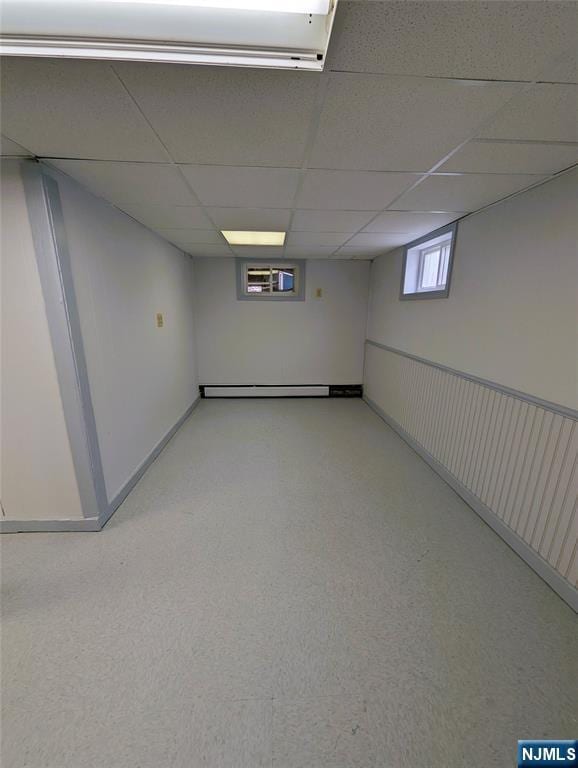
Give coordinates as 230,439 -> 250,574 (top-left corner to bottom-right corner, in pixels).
42,171 -> 110,521
20,161 -> 102,522
363,340 -> 578,611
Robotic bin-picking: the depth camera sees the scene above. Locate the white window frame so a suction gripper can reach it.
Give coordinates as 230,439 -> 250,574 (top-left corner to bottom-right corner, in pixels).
236,258 -> 306,301
416,240 -> 451,293
400,222 -> 457,301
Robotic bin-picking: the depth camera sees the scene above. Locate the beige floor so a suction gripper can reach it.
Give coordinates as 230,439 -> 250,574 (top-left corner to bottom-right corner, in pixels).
2,399 -> 577,767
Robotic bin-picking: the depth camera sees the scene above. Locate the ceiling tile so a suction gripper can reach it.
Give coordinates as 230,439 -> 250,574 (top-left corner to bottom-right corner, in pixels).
230,246 -> 285,258
335,245 -> 392,258
329,251 -> 376,260
0,135 -> 31,156
363,211 -> 462,235
296,170 -> 417,211
180,165 -> 300,208
286,232 -> 351,248
394,173 -> 547,212
285,246 -> 336,258
118,204 -> 212,230
309,74 -> 519,172
156,229 -> 223,247
0,59 -> 168,161
326,1 -> 578,81
206,207 -> 291,232
540,49 -> 578,84
345,233 -> 414,249
440,140 -> 578,174
478,84 -> 578,142
187,245 -> 233,257
291,210 -> 376,232
48,161 -> 196,206
115,62 -> 320,166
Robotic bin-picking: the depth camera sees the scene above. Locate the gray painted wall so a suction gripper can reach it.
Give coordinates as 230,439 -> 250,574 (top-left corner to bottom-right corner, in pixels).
367,169 -> 578,411
193,257 -> 370,385
46,166 -> 199,503
364,171 -> 578,607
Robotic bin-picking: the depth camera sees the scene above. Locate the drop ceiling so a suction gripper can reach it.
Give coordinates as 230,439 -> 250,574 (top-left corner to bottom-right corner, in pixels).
1,0 -> 577,260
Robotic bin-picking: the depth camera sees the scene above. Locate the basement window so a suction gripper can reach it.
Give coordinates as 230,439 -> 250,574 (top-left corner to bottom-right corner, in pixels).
400,222 -> 457,300
236,259 -> 305,301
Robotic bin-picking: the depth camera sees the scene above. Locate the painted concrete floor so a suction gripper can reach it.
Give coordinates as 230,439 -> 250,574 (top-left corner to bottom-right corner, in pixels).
2,399 -> 577,768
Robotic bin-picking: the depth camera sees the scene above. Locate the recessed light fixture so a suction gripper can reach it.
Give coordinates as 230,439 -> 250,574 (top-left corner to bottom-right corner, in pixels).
0,0 -> 337,70
222,231 -> 286,246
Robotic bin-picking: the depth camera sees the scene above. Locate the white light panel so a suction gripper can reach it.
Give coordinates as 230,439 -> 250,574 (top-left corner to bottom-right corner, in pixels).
101,0 -> 330,12
0,0 -> 337,70
221,230 -> 286,246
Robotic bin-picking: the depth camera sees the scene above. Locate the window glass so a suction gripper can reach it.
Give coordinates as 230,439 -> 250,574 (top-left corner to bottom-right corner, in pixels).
247,267 -> 271,293
420,247 -> 441,289
272,268 -> 295,293
237,260 -> 305,301
401,224 -> 456,300
244,263 -> 298,297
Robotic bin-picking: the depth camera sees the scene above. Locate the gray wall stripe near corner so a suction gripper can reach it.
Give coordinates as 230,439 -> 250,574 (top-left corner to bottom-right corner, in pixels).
21,161 -> 105,522
365,339 -> 578,421
42,170 -> 111,521
364,395 -> 578,614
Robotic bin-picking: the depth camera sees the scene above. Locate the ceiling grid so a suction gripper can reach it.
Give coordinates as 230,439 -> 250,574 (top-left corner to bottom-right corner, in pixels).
1,1 -> 576,260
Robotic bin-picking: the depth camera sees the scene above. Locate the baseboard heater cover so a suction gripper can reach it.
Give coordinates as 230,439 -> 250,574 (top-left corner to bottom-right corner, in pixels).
202,385 -> 330,398
201,385 -> 363,398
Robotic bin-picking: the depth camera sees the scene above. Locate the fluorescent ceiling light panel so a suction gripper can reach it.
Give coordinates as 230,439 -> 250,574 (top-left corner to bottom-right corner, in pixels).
0,0 -> 337,70
222,230 -> 286,245
101,0 -> 331,12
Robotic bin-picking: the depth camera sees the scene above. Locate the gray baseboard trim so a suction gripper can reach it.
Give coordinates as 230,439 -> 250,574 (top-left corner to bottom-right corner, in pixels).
1,397 -> 201,534
102,396 -> 201,527
0,517 -> 101,533
364,395 -> 578,614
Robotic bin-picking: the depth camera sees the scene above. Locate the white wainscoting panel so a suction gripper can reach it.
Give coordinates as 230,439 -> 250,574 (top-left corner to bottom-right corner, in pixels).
364,340 -> 578,609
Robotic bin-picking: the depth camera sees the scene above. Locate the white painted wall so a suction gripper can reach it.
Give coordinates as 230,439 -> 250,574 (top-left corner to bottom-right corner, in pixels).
49,167 -> 198,502
0,160 -> 83,520
193,258 -> 370,385
366,169 -> 578,410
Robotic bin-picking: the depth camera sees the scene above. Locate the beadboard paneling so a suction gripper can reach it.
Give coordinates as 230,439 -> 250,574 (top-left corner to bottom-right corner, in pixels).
364,340 -> 578,609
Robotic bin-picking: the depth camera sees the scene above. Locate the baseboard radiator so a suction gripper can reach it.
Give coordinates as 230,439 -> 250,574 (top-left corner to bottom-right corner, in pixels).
364,339 -> 578,612
201,385 -> 362,398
